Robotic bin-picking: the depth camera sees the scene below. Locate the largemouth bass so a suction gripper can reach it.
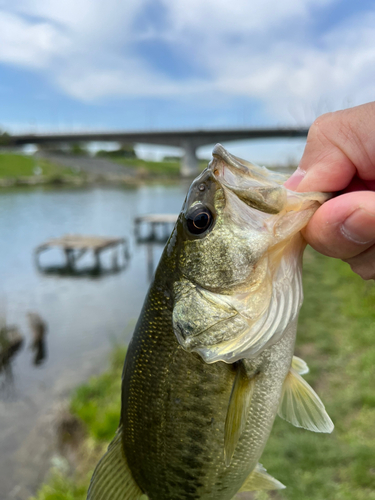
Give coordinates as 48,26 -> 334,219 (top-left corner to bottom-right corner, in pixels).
88,144 -> 333,500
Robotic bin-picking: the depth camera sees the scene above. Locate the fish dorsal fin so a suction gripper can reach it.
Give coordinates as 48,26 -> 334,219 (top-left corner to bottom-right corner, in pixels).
87,426 -> 147,500
278,368 -> 334,433
234,463 -> 285,496
292,355 -> 309,375
224,362 -> 255,467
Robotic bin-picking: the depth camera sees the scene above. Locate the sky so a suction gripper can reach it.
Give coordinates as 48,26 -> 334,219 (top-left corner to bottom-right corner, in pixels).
0,0 -> 374,163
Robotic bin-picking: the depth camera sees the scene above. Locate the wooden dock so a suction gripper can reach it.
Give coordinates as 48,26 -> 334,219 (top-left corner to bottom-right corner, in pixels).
35,234 -> 129,275
134,214 -> 178,243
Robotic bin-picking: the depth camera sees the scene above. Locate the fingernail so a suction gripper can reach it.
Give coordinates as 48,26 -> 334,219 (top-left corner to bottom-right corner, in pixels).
341,208 -> 375,245
284,167 -> 305,190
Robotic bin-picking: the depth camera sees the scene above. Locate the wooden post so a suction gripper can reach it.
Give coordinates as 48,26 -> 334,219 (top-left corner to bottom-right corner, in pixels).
64,248 -> 75,270
94,249 -> 101,271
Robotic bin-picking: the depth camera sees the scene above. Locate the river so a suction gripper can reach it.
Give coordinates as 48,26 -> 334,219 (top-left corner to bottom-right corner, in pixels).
0,184 -> 187,499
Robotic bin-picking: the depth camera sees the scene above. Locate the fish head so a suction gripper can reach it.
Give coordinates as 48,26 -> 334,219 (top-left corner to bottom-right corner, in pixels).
170,144 -> 329,364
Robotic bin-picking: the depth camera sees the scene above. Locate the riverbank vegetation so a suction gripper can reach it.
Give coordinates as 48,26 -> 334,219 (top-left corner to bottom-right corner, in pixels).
0,153 -> 83,187
113,157 -> 207,176
0,151 -> 208,186
31,249 -> 375,500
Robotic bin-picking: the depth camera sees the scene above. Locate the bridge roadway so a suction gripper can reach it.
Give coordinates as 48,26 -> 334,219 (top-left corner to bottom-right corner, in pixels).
8,127 -> 309,176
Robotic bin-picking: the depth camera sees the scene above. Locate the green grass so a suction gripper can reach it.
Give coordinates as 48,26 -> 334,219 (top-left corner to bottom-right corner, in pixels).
0,153 -> 36,177
30,473 -> 88,500
114,157 -> 208,176
257,250 -> 375,500
31,250 -> 375,499
70,346 -> 127,442
0,153 -> 79,180
0,152 -> 209,183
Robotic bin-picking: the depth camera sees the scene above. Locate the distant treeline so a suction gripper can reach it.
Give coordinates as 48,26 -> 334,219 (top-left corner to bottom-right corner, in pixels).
96,144 -> 137,158
0,130 -> 10,146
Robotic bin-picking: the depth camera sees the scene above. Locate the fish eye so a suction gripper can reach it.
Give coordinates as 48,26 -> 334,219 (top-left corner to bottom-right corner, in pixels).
186,206 -> 213,235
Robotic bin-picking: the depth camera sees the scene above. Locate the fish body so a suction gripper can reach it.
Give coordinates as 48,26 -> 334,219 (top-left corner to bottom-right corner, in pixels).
88,145 -> 333,500
121,278 -> 295,500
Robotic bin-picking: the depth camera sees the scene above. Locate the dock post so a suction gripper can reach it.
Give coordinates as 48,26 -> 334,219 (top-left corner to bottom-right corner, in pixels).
112,248 -> 119,270
64,248 -> 75,270
94,249 -> 101,271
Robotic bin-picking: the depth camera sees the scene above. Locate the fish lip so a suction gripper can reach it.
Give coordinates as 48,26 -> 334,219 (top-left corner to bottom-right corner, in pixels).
211,144 -> 249,174
210,143 -> 289,185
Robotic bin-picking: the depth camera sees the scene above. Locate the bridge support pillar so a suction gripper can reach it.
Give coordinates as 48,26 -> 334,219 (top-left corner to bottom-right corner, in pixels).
181,141 -> 199,177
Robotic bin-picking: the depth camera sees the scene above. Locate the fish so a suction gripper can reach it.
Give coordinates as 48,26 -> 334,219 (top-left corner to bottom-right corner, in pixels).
87,144 -> 334,500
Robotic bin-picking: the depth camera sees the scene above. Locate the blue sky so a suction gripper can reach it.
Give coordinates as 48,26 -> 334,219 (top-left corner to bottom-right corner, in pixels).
0,0 -> 374,163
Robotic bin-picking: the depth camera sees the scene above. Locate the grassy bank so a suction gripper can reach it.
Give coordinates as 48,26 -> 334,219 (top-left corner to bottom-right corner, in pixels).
0,152 -> 208,188
31,249 -> 375,500
113,157 -> 208,176
0,153 -> 83,186
30,347 -> 127,500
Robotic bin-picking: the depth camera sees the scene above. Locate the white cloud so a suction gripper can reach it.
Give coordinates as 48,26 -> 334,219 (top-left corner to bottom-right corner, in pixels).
0,0 -> 374,124
0,10 -> 69,67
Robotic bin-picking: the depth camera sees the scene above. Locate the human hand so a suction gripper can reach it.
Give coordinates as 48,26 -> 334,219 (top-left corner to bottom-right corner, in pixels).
285,102 -> 375,280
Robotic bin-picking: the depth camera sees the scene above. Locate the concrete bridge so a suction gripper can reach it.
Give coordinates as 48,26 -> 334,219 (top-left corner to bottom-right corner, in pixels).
7,127 -> 309,176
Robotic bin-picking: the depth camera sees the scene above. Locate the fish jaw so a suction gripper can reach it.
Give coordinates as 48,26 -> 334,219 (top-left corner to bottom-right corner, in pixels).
172,144 -> 330,363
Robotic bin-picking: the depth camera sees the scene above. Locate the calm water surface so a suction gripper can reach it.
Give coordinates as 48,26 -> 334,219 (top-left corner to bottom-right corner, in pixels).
0,184 -> 186,499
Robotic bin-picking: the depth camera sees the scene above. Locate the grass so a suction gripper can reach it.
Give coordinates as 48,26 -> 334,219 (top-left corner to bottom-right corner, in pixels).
29,474 -> 88,500
257,251 -> 375,500
70,346 -> 126,442
0,153 -> 80,181
0,152 -> 209,186
114,157 -> 208,176
31,249 -> 375,499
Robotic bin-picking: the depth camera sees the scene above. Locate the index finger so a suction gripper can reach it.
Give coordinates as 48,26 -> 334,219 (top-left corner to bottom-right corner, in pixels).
285,102 -> 375,193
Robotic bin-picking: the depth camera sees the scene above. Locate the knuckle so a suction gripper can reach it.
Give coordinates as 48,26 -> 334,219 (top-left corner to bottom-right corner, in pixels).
347,260 -> 375,281
310,112 -> 334,133
307,113 -> 335,146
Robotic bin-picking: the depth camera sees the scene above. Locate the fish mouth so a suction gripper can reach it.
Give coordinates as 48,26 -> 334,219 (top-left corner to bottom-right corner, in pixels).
211,144 -> 288,185
208,144 -> 288,215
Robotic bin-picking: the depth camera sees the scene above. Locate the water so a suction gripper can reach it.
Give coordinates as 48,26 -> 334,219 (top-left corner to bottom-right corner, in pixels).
0,184 -> 186,499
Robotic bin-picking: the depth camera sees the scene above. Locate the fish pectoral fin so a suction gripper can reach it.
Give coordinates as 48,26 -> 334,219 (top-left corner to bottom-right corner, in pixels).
234,463 -> 285,495
87,426 -> 146,500
224,362 -> 255,467
277,368 -> 334,433
292,355 -> 309,375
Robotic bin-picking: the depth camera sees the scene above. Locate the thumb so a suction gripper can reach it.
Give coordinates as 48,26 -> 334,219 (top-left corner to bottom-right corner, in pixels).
303,191 -> 375,261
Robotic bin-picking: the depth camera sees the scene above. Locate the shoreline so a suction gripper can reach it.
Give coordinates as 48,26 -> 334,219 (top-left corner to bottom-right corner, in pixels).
0,173 -> 181,189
